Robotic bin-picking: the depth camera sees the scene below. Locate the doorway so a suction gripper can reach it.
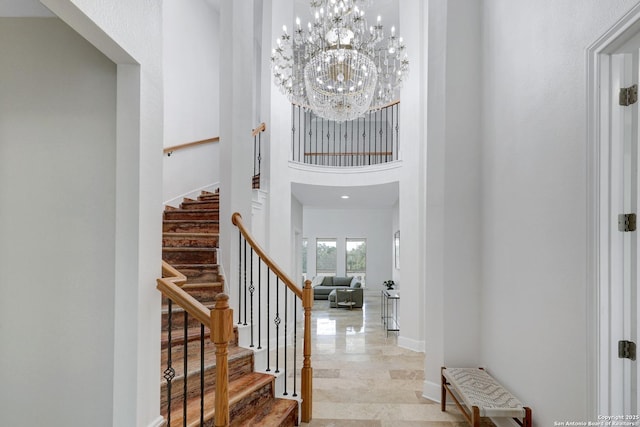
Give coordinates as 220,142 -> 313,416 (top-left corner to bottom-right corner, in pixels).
588,4 -> 640,416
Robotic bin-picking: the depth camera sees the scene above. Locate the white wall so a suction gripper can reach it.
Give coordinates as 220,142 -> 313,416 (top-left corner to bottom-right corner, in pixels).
479,0 -> 639,424
0,18 -> 117,426
303,208 -> 393,288
39,1 -> 164,426
163,0 -> 221,205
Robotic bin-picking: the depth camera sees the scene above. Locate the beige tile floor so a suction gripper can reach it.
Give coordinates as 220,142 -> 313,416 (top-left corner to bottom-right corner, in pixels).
298,289 -> 470,427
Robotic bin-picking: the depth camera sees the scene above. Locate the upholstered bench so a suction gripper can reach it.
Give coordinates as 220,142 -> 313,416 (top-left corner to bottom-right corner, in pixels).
441,367 -> 532,427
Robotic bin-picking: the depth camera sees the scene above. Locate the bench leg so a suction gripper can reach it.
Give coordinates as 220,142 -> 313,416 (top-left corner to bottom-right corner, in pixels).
524,406 -> 532,427
472,406 -> 480,427
441,367 -> 447,411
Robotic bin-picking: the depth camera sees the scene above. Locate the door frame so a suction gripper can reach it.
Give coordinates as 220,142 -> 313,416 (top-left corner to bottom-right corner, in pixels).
588,2 -> 640,417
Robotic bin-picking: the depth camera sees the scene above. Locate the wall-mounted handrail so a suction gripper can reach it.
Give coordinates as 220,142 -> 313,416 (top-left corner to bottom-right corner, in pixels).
164,136 -> 220,156
231,212 -> 313,423
252,122 -> 266,137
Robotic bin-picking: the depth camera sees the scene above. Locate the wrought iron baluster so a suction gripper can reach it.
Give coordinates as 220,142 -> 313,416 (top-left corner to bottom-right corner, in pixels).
385,106 -> 389,162
250,247 -> 255,347
368,111 -> 372,165
332,120 -> 336,167
274,276 -> 281,373
164,300 -> 175,426
293,299 -> 298,397
283,286 -> 288,396
258,257 -> 262,349
200,324 -> 205,427
378,109 -> 383,164
183,311 -> 188,426
238,231 -> 242,324
257,131 -> 262,187
243,239 -> 247,326
291,104 -> 296,162
266,271 -> 271,371
298,105 -> 301,164
315,111 -> 319,165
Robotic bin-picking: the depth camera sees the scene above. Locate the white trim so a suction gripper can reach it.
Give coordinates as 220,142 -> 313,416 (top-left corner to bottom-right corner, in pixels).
163,181 -> 220,207
146,416 -> 166,427
422,379 -> 441,402
397,335 -> 425,353
251,188 -> 268,213
288,159 -> 403,174
586,2 -> 640,417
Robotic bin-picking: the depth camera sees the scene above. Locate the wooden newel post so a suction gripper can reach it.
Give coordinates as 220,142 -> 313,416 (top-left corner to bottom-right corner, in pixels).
211,293 -> 233,427
301,279 -> 313,423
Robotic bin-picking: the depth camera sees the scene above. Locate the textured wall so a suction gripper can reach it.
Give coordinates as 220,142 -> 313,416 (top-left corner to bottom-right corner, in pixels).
480,0 -> 639,424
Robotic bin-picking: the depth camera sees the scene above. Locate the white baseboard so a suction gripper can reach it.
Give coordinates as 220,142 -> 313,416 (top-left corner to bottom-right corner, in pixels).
423,379 -> 442,402
397,335 -> 425,353
163,181 -> 219,207
146,415 -> 166,427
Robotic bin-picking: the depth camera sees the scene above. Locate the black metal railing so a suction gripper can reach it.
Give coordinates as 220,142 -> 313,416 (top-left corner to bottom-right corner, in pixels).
237,230 -> 298,394
162,302 -> 208,427
252,123 -> 266,189
158,262 -> 232,427
232,212 -> 313,421
291,101 -> 399,167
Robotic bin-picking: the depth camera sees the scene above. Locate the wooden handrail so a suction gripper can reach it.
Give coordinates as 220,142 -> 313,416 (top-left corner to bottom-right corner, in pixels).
157,261 -> 211,325
252,122 -> 266,137
231,212 -> 302,300
164,136 -> 220,156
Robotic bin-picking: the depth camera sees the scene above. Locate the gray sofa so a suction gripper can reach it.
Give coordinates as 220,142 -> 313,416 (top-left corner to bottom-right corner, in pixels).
313,276 -> 363,308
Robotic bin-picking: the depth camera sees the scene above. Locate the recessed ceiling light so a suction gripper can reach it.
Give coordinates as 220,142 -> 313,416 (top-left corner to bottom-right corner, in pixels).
341,195 -> 350,199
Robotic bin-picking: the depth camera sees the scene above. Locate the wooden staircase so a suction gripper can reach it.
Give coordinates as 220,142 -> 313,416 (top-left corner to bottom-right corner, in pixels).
161,190 -> 299,426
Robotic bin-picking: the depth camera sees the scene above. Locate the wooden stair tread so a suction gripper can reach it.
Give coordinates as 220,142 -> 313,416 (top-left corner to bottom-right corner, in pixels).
161,342 -> 252,379
237,397 -> 298,427
162,232 -> 219,238
163,247 -> 217,252
167,372 -> 275,427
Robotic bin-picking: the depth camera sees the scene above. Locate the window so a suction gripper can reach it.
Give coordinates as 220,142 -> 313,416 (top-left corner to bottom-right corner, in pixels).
316,238 -> 337,275
346,238 -> 366,284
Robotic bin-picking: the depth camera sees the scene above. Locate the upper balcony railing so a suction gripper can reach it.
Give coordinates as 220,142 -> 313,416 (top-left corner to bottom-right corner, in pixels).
291,101 -> 399,167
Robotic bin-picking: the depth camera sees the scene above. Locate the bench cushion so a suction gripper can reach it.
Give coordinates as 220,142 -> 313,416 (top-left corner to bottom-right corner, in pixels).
443,368 -> 525,418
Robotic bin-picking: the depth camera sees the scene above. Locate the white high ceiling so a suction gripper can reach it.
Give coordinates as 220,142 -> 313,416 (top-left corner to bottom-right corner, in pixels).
291,182 -> 398,209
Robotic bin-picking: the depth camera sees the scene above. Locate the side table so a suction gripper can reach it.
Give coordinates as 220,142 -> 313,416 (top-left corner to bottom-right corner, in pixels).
380,289 -> 400,336
336,288 -> 356,310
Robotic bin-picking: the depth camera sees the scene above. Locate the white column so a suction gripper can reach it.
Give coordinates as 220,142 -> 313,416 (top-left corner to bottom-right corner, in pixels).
420,0 -> 483,401
219,1 -> 255,303
265,0 -> 295,272
398,0 -> 427,353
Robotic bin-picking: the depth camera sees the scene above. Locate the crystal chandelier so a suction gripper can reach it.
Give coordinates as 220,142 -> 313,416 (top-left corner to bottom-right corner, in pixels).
271,0 -> 409,122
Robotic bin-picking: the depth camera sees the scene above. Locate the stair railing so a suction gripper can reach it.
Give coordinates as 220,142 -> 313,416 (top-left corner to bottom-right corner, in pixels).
231,212 -> 313,423
157,261 -> 233,427
252,122 -> 266,189
291,100 -> 400,167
